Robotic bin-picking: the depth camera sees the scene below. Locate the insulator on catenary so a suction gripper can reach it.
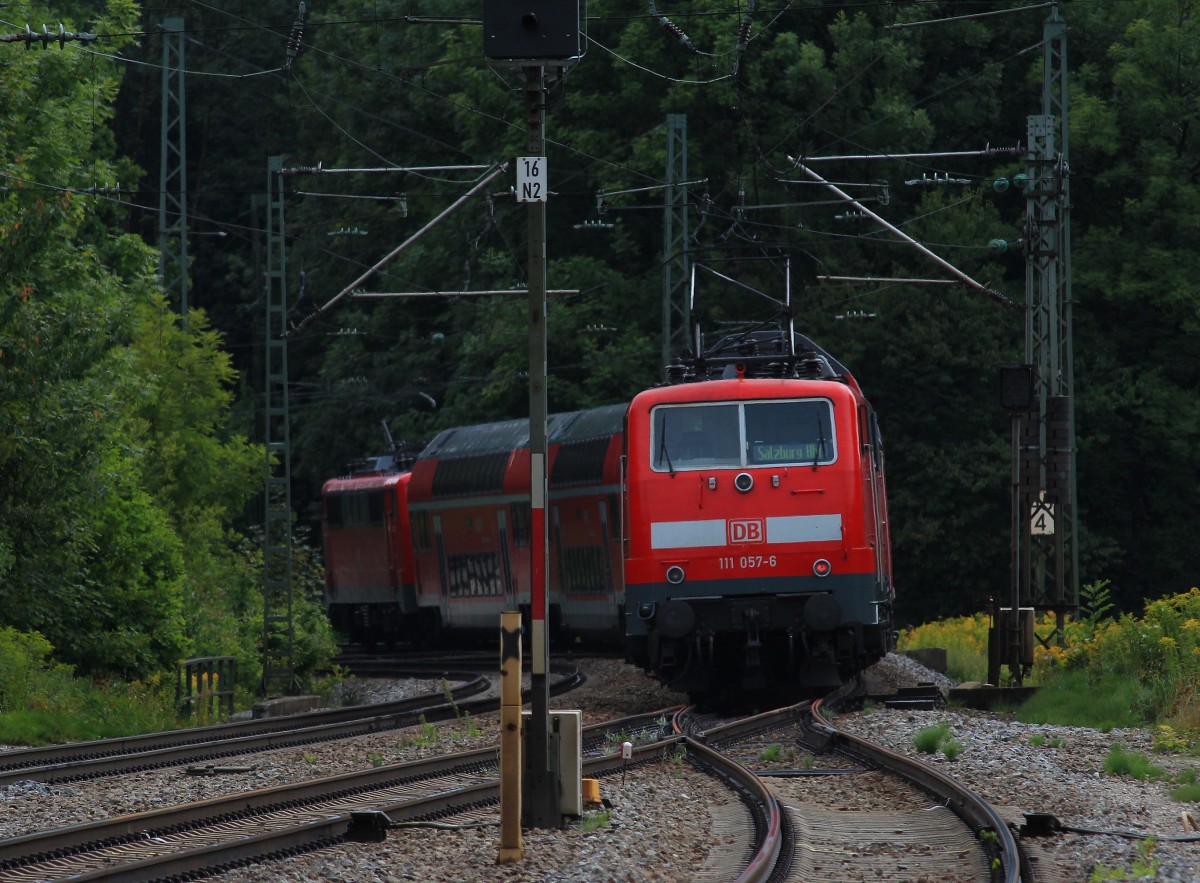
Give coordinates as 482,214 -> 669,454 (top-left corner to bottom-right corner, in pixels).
285,2 -> 306,70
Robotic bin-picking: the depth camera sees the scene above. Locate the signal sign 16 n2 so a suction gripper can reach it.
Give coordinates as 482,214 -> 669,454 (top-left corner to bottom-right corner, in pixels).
516,156 -> 547,203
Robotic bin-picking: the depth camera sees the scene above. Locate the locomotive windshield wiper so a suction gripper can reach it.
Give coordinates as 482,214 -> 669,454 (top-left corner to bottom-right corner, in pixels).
813,416 -> 828,471
659,432 -> 676,476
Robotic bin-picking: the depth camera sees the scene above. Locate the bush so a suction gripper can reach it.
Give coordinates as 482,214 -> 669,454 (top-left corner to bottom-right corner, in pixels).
0,628 -> 62,713
0,626 -> 180,746
897,615 -> 989,683
1068,587 -> 1200,730
904,587 -> 1200,736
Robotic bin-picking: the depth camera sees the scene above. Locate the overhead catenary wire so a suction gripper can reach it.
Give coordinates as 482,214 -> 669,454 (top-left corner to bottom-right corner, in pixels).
13,6 -> 1051,314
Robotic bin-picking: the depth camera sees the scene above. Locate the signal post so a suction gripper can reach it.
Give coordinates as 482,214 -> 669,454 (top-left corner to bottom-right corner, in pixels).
483,0 -> 581,833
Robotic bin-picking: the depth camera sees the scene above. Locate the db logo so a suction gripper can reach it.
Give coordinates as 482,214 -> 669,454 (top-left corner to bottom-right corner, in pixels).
727,518 -> 765,544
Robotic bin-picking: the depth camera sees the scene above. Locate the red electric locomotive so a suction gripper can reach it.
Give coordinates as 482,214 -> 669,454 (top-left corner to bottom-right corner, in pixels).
622,330 -> 895,698
403,403 -> 627,641
321,453 -> 417,647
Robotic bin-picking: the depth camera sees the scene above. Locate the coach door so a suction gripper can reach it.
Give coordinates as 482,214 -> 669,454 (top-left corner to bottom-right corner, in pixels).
598,496 -> 621,631
433,514 -> 449,605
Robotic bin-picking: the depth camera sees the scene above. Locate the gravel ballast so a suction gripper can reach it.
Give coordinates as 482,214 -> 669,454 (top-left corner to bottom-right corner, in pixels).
1,654 -> 1197,882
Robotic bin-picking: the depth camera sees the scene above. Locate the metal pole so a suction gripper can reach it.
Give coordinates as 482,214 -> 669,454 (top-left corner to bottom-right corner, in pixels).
158,17 -> 188,326
662,114 -> 689,373
523,64 -> 559,829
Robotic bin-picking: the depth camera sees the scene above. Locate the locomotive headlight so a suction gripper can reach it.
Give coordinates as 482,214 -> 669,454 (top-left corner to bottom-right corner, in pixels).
813,559 -> 832,578
734,472 -> 754,493
665,565 -> 686,585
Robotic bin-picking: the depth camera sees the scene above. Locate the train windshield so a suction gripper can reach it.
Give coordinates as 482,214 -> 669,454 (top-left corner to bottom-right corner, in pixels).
651,399 -> 836,471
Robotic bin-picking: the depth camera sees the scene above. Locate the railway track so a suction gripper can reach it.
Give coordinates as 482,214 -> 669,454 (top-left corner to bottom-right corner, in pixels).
0,660 -> 1043,881
0,710 -> 677,881
673,696 -> 1033,882
0,662 -> 579,787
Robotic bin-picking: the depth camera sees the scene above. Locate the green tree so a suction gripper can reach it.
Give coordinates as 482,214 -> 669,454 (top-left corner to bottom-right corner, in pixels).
0,1 -> 315,682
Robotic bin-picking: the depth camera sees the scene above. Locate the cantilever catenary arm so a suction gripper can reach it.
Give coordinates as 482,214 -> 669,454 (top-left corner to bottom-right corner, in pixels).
786,156 -> 1015,308
285,162 -> 510,338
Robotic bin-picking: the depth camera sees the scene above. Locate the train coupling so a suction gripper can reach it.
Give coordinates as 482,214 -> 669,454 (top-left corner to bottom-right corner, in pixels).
741,607 -> 766,688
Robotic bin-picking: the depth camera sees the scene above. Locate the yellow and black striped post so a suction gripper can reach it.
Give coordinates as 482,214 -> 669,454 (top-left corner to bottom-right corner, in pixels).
497,610 -> 523,863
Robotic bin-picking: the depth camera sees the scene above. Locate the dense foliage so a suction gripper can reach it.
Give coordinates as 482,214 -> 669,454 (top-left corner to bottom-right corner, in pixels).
5,1 -> 1200,689
0,0 -> 335,691
901,585 -> 1200,736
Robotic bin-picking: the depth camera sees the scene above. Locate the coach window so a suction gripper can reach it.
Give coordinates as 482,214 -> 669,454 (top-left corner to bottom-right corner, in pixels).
325,497 -> 344,529
745,400 -> 836,466
510,501 -> 532,548
367,492 -> 384,526
413,512 -> 431,552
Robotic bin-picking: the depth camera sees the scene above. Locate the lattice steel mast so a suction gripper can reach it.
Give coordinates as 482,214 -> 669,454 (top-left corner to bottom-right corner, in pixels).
158,17 -> 188,326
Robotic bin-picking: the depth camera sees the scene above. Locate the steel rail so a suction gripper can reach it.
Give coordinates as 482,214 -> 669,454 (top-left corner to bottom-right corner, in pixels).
673,700 -> 812,745
681,738 -> 785,883
0,715 -> 786,883
0,662 -> 583,786
0,710 -> 674,868
810,696 -> 1026,883
0,672 -> 486,775
51,742 -> 679,883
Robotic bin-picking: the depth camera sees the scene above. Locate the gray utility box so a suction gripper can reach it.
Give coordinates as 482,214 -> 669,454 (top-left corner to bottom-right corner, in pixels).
523,709 -> 583,817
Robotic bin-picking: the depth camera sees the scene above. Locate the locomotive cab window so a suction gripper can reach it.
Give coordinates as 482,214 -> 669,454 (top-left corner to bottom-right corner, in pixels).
651,399 -> 836,472
745,400 -> 836,466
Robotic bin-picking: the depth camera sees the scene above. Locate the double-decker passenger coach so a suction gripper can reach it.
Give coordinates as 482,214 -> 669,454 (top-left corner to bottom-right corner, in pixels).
404,403 -> 627,642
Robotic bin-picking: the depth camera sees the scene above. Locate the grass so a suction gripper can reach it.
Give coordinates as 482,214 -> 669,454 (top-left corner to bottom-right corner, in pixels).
913,723 -> 952,753
461,712 -> 483,739
1170,783 -> 1200,803
1017,669 -> 1146,731
1105,748 -> 1200,803
760,743 -> 788,763
398,715 -> 440,749
912,723 -> 963,761
1103,745 -> 1169,782
579,811 -> 611,833
0,679 -> 178,746
1089,837 -> 1159,882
